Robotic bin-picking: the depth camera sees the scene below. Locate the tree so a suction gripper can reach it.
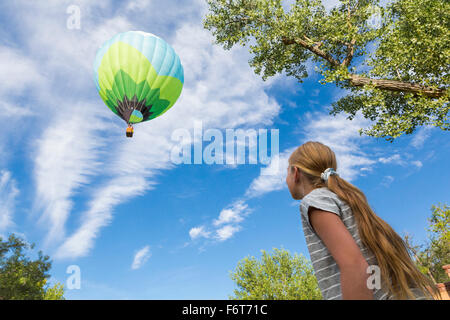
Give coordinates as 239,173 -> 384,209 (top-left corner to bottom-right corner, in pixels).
229,248 -> 322,299
43,282 -> 65,300
204,0 -> 449,141
404,203 -> 450,284
0,234 -> 65,300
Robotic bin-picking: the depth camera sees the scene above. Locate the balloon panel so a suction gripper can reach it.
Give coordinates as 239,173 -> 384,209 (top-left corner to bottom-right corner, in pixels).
129,109 -> 143,124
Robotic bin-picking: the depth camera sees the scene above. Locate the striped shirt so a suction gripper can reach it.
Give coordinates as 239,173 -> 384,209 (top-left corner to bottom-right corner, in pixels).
299,187 -> 427,300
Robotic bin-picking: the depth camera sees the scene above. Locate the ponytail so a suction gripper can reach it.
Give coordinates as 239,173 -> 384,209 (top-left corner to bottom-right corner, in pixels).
327,174 -> 438,299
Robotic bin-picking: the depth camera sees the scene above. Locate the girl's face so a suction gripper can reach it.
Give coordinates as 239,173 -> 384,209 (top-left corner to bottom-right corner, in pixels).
286,165 -> 302,200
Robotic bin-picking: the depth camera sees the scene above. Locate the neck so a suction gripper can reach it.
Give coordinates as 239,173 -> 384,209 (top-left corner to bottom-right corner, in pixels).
299,178 -> 315,199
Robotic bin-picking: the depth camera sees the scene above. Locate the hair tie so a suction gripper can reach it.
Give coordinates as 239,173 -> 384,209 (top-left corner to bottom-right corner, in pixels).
321,168 -> 338,182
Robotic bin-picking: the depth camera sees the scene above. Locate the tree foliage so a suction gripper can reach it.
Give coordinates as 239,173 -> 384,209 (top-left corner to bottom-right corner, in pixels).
204,0 -> 449,141
404,204 -> 450,284
0,234 -> 65,300
229,248 -> 322,299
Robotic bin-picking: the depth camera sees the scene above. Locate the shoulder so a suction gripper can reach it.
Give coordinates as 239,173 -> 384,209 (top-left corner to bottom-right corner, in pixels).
303,187 -> 338,200
299,187 -> 344,232
300,187 -> 342,215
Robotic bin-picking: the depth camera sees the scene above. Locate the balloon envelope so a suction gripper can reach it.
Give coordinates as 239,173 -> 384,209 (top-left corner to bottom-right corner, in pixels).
93,31 -> 184,124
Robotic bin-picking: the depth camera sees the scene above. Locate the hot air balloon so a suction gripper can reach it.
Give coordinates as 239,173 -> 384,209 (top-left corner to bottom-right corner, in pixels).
93,31 -> 184,137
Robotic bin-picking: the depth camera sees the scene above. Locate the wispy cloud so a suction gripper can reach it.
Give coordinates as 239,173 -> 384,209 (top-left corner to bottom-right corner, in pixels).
381,175 -> 395,187
189,200 -> 252,244
55,175 -> 148,259
410,126 -> 432,149
0,1 -> 134,249
378,154 -> 423,169
33,103 -> 108,246
189,226 -> 211,240
0,170 -> 19,233
0,46 -> 44,97
378,154 -> 403,165
124,0 -> 151,12
0,45 -> 45,164
216,224 -> 241,242
213,201 -> 249,226
245,149 -> 295,198
131,245 -> 151,270
411,160 -> 423,168
301,112 -> 376,181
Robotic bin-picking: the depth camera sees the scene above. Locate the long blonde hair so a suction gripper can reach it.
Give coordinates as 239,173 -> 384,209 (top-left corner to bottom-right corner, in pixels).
288,141 -> 439,300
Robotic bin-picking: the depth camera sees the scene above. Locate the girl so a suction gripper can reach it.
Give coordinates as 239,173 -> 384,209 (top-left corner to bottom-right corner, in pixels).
286,141 -> 438,300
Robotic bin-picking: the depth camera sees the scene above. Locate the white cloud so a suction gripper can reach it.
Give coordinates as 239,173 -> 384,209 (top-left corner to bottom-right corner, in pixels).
171,22 -> 280,128
55,175 -> 148,259
411,160 -> 423,168
125,0 -> 150,12
378,154 -> 403,165
188,200 -> 251,244
213,201 -> 249,226
0,46 -> 45,164
0,101 -> 35,118
410,126 -> 432,149
322,0 -> 342,12
301,111 -> 377,181
284,0 -> 341,13
189,226 -> 210,240
33,103 -> 108,246
381,175 -> 394,187
216,224 -> 241,242
377,154 -> 423,169
0,46 -> 44,97
0,170 -> 19,233
245,149 -> 295,198
131,245 -> 151,270
13,2 -> 132,83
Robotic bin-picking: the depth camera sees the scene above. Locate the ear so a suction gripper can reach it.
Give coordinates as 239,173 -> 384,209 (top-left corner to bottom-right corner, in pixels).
294,167 -> 301,183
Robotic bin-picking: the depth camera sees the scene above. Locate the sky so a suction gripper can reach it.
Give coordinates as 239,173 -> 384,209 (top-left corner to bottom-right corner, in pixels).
0,0 -> 448,299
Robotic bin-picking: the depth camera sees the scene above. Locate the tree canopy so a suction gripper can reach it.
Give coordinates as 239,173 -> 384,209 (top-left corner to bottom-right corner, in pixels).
404,203 -> 450,284
204,0 -> 449,141
229,248 -> 322,299
0,234 -> 65,300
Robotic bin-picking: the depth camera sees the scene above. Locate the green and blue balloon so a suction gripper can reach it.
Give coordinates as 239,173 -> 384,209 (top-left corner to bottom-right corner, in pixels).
93,31 -> 184,128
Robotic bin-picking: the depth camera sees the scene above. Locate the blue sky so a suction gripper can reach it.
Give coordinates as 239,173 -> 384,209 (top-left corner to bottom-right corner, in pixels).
0,0 -> 448,299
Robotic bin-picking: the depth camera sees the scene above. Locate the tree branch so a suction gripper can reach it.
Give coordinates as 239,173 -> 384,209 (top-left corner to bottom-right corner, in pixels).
342,38 -> 356,67
404,234 -> 437,285
281,36 -> 341,66
342,1 -> 356,67
349,74 -> 447,98
281,36 -> 446,97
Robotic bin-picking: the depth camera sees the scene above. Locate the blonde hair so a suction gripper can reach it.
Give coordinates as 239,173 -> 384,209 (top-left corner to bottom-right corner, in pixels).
288,141 -> 439,300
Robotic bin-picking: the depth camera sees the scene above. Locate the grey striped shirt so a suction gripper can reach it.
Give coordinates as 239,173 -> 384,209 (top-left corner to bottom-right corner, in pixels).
300,187 -> 427,300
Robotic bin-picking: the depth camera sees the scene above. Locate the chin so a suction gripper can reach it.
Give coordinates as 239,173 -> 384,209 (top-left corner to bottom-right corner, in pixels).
289,191 -> 303,200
